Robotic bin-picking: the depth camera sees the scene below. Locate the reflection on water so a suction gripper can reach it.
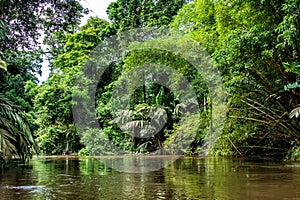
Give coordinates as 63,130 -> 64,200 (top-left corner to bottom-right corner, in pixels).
0,156 -> 300,199
99,155 -> 181,173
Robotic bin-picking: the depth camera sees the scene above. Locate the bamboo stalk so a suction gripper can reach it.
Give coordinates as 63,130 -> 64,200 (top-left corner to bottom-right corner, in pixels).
240,99 -> 298,136
229,116 -> 272,126
244,112 -> 287,156
238,146 -> 289,151
227,136 -> 244,157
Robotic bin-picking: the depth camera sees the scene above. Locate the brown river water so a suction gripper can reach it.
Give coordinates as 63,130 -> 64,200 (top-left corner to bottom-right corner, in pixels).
0,156 -> 300,199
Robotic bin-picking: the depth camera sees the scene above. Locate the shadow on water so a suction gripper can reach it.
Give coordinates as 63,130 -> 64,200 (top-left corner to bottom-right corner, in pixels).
0,156 -> 300,199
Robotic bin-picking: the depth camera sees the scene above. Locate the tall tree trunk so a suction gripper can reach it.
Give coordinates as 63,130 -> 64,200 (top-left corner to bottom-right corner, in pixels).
157,133 -> 164,154
64,141 -> 69,155
143,72 -> 146,103
209,96 -> 213,150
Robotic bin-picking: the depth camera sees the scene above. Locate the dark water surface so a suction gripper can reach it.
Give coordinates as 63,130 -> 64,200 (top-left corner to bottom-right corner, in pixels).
0,156 -> 300,200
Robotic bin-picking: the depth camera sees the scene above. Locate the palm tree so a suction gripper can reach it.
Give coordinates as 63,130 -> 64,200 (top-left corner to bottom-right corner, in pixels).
0,59 -> 38,163
110,104 -> 168,153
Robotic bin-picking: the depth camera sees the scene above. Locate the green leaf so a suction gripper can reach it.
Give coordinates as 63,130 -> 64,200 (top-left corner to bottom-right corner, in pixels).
0,59 -> 7,71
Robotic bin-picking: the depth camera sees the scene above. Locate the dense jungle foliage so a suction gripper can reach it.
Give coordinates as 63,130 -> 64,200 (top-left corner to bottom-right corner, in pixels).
0,0 -> 299,162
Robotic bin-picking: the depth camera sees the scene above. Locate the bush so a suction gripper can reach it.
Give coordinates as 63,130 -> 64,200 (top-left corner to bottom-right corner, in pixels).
81,128 -> 120,155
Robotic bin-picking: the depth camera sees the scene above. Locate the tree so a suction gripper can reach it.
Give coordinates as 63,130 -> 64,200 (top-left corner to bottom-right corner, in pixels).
172,0 -> 300,157
0,0 -> 88,112
0,61 -> 38,163
31,18 -> 109,154
283,62 -> 300,119
106,0 -> 188,32
77,0 -> 215,155
32,74 -> 78,154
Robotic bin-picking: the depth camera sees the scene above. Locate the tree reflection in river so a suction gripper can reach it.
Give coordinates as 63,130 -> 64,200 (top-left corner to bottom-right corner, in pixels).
0,156 -> 300,199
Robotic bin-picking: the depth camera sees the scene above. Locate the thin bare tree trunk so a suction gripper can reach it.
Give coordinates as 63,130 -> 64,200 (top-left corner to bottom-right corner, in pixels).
209,96 -> 213,150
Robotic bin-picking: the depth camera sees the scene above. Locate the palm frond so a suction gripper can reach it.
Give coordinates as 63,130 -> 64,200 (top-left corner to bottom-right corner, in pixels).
290,106 -> 300,119
0,94 -> 39,161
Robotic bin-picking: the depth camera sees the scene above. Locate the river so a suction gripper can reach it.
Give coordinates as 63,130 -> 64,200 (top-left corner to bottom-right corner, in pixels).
0,156 -> 300,199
